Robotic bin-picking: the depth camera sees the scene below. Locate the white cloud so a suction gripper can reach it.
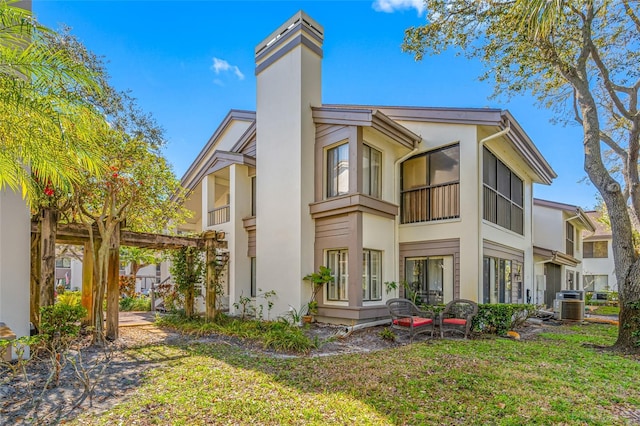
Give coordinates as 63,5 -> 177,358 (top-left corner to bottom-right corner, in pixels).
372,0 -> 425,15
211,57 -> 245,81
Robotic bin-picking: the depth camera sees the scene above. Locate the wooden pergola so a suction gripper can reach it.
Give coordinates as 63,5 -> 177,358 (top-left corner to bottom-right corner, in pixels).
31,220 -> 226,341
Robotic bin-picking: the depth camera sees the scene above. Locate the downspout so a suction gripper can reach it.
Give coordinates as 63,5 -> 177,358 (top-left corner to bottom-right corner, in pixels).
393,144 -> 421,298
477,124 -> 511,302
337,318 -> 392,338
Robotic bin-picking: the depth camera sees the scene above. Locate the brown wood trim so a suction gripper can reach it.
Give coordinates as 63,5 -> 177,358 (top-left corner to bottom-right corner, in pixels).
483,239 -> 524,262
310,194 -> 398,220
242,216 -> 256,230
31,221 -> 220,250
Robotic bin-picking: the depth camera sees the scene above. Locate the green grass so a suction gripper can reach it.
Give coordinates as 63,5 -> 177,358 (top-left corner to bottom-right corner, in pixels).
591,305 -> 620,316
72,323 -> 640,425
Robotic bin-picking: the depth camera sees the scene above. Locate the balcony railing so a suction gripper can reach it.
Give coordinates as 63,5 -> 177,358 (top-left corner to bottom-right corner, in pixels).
401,182 -> 460,224
208,205 -> 230,226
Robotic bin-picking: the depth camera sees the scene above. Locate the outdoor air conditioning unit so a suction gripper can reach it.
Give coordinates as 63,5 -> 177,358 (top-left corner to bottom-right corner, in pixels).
553,296 -> 585,321
561,299 -> 585,321
556,290 -> 585,300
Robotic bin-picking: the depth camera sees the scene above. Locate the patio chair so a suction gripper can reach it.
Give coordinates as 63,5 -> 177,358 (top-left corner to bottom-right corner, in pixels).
386,298 -> 435,342
439,299 -> 478,339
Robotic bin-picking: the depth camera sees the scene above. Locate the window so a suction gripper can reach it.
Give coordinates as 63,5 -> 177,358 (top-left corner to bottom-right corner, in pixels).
566,222 -> 575,256
583,274 -> 609,291
405,256 -> 453,305
327,143 -> 349,198
583,241 -> 608,258
363,144 -> 381,198
401,144 -> 460,223
483,148 -> 524,234
55,258 -> 71,268
483,256 -> 519,303
250,257 -> 256,297
327,249 -> 348,301
362,250 -> 381,301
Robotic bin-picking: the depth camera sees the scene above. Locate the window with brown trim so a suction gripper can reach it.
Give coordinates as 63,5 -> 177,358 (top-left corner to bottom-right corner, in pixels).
566,222 -> 575,256
483,148 -> 523,234
362,249 -> 382,301
583,241 -> 608,258
401,144 -> 460,223
327,249 -> 348,301
363,144 -> 381,198
326,143 -> 349,198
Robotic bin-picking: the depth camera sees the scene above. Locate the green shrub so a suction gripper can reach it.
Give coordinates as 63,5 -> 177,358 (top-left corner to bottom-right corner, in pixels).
56,290 -> 82,307
472,304 -> 533,336
119,296 -> 151,311
39,303 -> 87,340
156,313 -> 317,353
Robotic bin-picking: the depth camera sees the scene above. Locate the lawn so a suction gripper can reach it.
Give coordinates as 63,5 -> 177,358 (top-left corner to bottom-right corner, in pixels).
72,324 -> 639,425
590,305 -> 621,316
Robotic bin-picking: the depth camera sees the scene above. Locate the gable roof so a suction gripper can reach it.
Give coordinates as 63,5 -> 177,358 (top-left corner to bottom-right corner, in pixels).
534,198 -> 596,232
583,210 -> 613,240
312,107 -> 421,149
326,104 -> 556,185
181,110 -> 255,191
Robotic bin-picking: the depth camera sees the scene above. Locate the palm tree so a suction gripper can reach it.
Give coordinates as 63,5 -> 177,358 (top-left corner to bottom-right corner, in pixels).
0,0 -> 106,203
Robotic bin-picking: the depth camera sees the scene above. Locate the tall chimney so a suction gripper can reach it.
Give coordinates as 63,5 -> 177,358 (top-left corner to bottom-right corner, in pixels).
254,11 -> 323,316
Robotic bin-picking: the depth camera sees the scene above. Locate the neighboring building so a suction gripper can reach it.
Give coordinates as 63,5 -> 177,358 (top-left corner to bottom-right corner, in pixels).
532,199 -> 595,307
55,256 -> 83,291
582,210 -> 617,292
177,11 -> 557,324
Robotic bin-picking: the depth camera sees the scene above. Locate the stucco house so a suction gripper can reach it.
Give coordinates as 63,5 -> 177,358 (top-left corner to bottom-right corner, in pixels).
581,210 -> 617,292
532,199 -> 596,307
177,11 -> 557,324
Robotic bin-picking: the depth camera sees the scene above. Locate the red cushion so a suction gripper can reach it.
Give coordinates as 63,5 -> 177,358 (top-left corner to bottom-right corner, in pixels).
393,317 -> 433,327
443,318 -> 467,326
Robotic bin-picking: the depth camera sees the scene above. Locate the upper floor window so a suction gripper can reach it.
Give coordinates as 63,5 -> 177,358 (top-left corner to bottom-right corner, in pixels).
483,148 -> 523,234
583,240 -> 607,258
566,222 -> 575,256
55,258 -> 71,268
362,145 -> 382,198
363,144 -> 381,198
401,144 -> 460,224
327,143 -> 349,198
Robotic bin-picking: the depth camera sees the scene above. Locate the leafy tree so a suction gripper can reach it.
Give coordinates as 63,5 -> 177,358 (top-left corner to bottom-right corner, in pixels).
403,0 -> 640,350
170,247 -> 204,318
120,247 -> 162,279
0,0 -> 107,201
39,29 -> 190,342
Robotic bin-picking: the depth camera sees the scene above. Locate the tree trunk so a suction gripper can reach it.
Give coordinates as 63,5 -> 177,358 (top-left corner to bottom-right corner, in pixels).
184,250 -> 194,318
39,208 -> 58,307
91,238 -> 107,344
106,223 -> 120,341
573,71 -> 640,351
614,260 -> 640,349
81,241 -> 94,326
205,238 -> 217,321
30,229 -> 41,329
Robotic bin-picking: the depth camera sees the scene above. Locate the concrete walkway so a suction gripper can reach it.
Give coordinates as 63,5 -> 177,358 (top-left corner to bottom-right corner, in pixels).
118,311 -> 157,327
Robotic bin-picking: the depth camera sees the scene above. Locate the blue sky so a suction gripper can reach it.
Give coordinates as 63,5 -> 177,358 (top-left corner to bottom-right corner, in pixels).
34,0 -> 598,209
